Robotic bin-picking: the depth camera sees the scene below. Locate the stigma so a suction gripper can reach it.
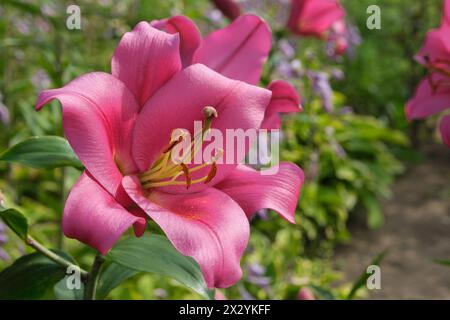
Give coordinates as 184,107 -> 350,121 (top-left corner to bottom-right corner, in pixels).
139,106 -> 223,190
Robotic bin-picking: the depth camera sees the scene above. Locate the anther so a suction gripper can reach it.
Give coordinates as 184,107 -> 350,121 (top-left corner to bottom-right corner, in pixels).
204,162 -> 217,184
163,129 -> 189,153
180,163 -> 192,189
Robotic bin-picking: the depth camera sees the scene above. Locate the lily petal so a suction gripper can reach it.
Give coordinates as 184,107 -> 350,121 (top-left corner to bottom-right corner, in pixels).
132,63 -> 271,192
262,80 -> 302,129
215,162 -> 304,223
193,14 -> 271,85
36,72 -> 139,199
63,172 -> 146,255
440,115 -> 450,147
287,0 -> 345,37
416,27 -> 450,68
112,21 -> 182,106
122,176 -> 250,288
151,16 -> 202,67
406,73 -> 450,119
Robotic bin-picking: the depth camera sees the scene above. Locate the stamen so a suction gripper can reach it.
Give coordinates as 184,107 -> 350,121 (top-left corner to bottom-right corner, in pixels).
180,163 -> 192,189
139,107 -> 223,190
204,162 -> 217,184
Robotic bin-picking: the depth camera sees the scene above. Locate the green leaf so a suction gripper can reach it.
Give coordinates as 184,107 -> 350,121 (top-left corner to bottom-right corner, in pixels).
0,208 -> 28,240
54,276 -> 85,300
308,285 -> 337,300
433,259 -> 450,267
0,136 -> 83,169
0,251 -> 73,299
108,234 -> 212,299
96,262 -> 139,300
346,250 -> 388,300
362,194 -> 384,229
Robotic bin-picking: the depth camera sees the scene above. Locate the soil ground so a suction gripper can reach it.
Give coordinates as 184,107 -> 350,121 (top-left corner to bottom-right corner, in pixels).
334,145 -> 450,299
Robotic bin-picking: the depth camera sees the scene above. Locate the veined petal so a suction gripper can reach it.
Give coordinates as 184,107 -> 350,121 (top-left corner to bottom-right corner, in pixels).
36,72 -> 139,199
151,16 -> 202,67
405,74 -> 450,119
416,27 -> 450,68
112,21 -> 182,106
193,14 -> 271,85
215,162 -> 304,223
261,80 -> 302,129
63,172 -> 146,255
122,176 -> 250,288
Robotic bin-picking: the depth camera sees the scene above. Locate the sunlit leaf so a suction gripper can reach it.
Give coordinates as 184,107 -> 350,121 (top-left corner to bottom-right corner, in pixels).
0,136 -> 83,169
108,234 -> 213,300
0,208 -> 28,240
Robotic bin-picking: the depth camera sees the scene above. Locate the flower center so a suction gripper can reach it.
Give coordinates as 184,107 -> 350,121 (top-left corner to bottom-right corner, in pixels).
138,106 -> 223,190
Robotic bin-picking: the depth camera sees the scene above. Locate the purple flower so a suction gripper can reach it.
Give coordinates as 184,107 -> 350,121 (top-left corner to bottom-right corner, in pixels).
153,288 -> 168,299
0,248 -> 10,261
206,9 -> 224,23
308,71 -> 333,113
331,68 -> 345,81
0,221 -> 9,262
339,106 -> 354,115
13,17 -> 32,35
40,3 -> 57,17
345,23 -> 362,59
31,69 -> 51,92
325,127 -> 346,158
276,59 -> 302,80
307,151 -> 320,181
248,263 -> 266,276
238,284 -> 256,300
0,192 -> 11,261
278,39 -> 296,58
255,209 -> 269,220
0,96 -> 10,125
247,263 -> 272,288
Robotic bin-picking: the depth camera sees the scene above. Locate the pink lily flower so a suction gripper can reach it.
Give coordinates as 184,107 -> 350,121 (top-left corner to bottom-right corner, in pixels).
36,15 -> 304,288
287,0 -> 345,37
406,0 -> 450,147
286,0 -> 348,56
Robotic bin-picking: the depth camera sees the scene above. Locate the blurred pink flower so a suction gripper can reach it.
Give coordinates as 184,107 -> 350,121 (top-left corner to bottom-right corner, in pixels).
36,16 -> 304,288
297,287 -> 315,300
214,290 -> 227,300
406,0 -> 450,147
210,0 -> 242,21
287,0 -> 348,56
287,0 -> 345,37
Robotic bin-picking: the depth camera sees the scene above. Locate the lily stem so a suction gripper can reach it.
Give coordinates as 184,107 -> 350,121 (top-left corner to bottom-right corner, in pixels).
26,235 -> 88,279
84,253 -> 105,300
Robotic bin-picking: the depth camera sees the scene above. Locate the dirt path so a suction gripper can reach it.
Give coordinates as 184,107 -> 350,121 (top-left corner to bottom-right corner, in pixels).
334,145 -> 450,299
